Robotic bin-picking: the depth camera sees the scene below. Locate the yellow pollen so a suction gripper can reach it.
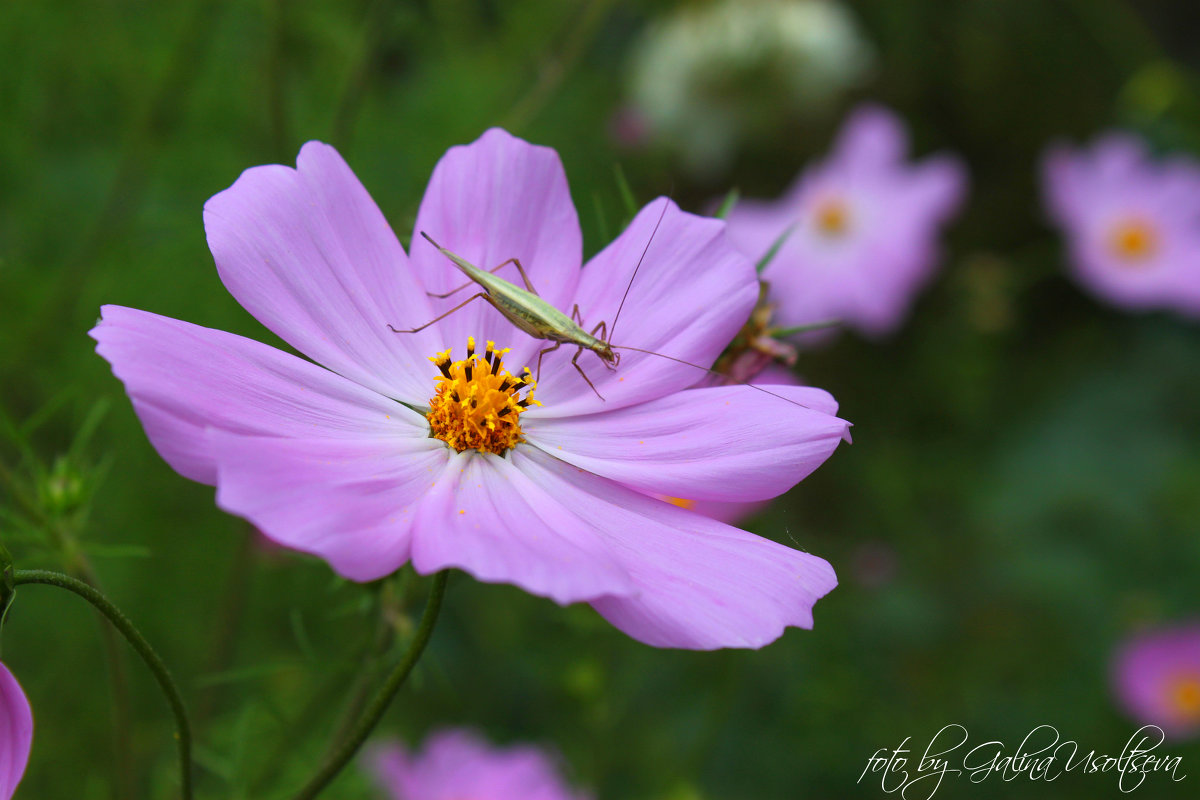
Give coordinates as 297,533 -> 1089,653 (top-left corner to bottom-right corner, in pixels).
1108,217 -> 1158,264
425,337 -> 539,456
664,496 -> 696,510
813,196 -> 851,238
1167,673 -> 1200,722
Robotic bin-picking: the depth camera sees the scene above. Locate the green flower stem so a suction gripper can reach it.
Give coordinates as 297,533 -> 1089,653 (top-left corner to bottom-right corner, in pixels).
13,569 -> 193,800
290,570 -> 449,800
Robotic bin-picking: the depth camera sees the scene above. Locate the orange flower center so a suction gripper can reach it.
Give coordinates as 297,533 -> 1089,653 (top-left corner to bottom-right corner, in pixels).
1167,672 -> 1200,723
1108,217 -> 1159,265
813,196 -> 851,238
426,338 -> 538,455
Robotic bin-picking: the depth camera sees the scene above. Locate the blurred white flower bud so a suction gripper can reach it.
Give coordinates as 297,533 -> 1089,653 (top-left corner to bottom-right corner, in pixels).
626,0 -> 875,176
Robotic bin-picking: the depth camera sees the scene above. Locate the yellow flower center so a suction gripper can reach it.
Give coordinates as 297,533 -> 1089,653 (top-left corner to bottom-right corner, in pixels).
426,338 -> 539,456
1167,672 -> 1200,723
1108,217 -> 1158,265
664,496 -> 696,510
813,196 -> 851,238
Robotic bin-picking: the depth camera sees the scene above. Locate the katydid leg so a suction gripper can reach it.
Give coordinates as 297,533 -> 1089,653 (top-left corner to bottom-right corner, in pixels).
535,341 -> 561,382
571,347 -> 604,400
426,258 -> 540,298
388,292 -> 488,334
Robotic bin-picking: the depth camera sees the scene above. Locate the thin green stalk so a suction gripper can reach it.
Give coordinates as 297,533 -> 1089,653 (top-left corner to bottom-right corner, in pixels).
500,0 -> 615,133
50,526 -> 136,800
247,662 -> 358,795
13,569 -> 193,800
329,0 -> 391,152
322,584 -> 395,757
289,570 -> 448,800
195,528 -> 256,728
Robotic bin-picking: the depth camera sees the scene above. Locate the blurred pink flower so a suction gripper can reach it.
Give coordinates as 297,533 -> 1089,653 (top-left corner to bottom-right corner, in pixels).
92,129 -> 850,649
1042,133 -> 1200,316
1112,622 -> 1200,740
725,104 -> 967,338
0,663 -> 32,800
366,729 -> 590,800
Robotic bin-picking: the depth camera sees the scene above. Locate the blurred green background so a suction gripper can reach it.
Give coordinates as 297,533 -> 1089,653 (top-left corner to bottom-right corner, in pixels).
2,1 -> 1199,798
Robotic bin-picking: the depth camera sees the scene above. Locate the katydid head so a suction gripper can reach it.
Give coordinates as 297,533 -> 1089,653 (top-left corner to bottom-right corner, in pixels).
592,341 -> 619,370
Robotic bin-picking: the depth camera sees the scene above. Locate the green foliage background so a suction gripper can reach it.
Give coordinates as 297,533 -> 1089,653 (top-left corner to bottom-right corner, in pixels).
2,1 -> 1199,798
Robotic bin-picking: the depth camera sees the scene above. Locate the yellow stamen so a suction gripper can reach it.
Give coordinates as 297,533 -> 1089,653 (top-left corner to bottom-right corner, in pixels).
664,496 -> 696,510
1167,672 -> 1200,722
813,196 -> 851,238
1108,217 -> 1158,265
426,337 -> 539,456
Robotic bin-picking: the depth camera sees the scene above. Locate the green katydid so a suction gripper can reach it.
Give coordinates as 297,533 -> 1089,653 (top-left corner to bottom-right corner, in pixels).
388,230 -> 622,399
387,203 -> 674,400
388,208 -> 825,409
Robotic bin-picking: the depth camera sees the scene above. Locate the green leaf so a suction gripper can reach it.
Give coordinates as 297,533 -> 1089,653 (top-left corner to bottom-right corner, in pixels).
771,319 -> 842,337
714,187 -> 740,219
592,192 -> 611,246
613,162 -> 639,221
756,222 -> 798,274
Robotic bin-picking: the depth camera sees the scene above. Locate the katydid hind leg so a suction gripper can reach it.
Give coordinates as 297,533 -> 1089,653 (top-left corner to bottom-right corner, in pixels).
507,257 -> 539,295
388,292 -> 488,334
425,258 -> 533,299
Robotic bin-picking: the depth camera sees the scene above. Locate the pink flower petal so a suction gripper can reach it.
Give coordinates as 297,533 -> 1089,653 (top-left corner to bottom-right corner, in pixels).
0,663 -> 32,800
408,128 -> 583,368
204,141 -> 440,403
211,433 -> 449,581
90,306 -> 423,485
1041,143 -> 1083,227
834,104 -> 908,169
670,496 -> 770,526
514,448 -> 837,649
367,729 -> 591,800
721,196 -> 799,265
532,198 -> 759,417
905,154 -> 969,229
525,384 -> 848,501
410,451 -> 635,606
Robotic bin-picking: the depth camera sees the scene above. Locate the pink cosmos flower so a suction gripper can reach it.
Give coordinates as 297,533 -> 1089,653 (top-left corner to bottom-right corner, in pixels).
0,662 -> 32,799
724,104 -> 967,337
366,729 -> 590,800
91,129 -> 850,649
1112,622 -> 1200,740
1042,133 -> 1200,316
